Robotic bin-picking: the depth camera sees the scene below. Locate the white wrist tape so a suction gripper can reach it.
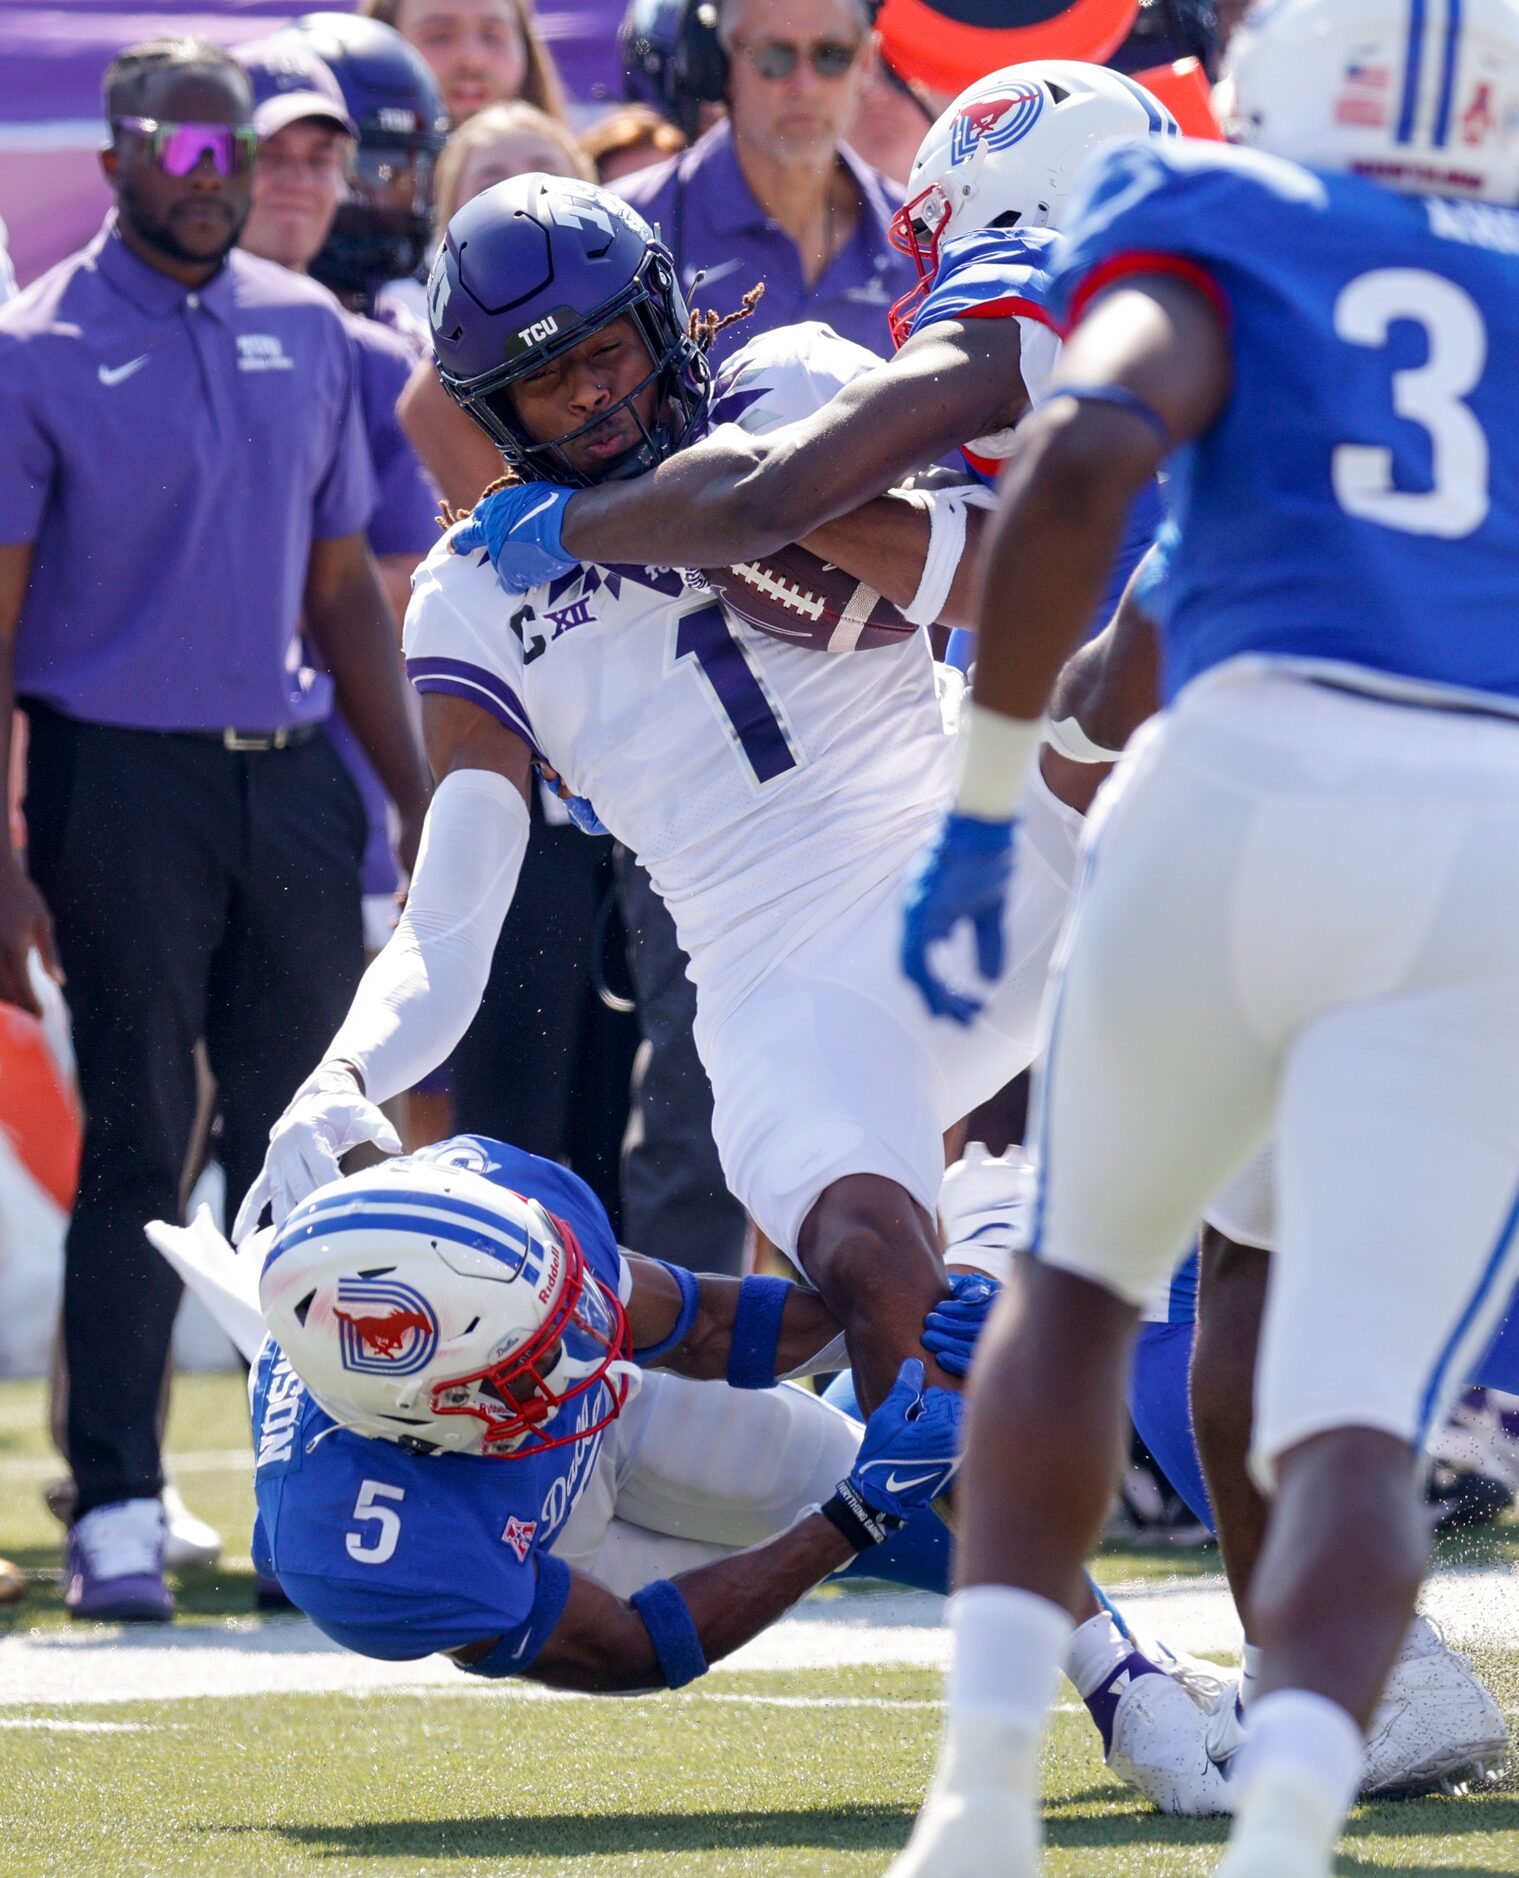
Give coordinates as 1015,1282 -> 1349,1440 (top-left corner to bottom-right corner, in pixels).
954,701 -> 1044,822
326,770 -> 529,1105
1043,714 -> 1125,765
902,483 -> 998,628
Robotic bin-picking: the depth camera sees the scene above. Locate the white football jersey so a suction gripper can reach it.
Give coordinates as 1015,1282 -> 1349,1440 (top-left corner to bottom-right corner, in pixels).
404,323 -> 955,1029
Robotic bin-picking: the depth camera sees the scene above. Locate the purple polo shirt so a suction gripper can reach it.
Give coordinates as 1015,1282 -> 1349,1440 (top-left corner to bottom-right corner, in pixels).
616,120 -> 916,362
0,216 -> 375,732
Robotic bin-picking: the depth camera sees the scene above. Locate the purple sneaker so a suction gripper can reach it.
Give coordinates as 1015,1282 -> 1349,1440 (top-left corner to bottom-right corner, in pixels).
65,1499 -> 174,1622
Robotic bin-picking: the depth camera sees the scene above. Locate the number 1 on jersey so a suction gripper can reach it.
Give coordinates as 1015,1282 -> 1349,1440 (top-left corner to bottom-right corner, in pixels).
674,602 -> 799,785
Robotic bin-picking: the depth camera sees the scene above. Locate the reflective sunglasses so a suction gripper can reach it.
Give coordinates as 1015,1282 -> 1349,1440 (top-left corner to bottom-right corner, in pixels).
114,117 -> 259,178
737,39 -> 861,81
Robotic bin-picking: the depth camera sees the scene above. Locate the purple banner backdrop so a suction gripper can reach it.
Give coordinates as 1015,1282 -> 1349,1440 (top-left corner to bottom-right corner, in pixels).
0,1 -> 624,289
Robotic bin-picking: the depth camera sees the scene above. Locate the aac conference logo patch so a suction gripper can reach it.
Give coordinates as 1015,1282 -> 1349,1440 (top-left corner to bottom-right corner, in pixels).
334,1277 -> 439,1376
949,82 -> 1046,166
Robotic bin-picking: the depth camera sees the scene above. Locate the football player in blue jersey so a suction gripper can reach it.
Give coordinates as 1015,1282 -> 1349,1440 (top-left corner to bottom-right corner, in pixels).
248,1136 -> 966,1688
892,0 -> 1519,1872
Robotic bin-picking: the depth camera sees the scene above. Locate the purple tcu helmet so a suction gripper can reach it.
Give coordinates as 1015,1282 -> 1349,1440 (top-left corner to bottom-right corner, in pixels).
427,173 -> 711,486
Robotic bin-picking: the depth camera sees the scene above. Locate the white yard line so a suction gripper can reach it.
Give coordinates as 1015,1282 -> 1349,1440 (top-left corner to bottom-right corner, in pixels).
0,1569 -> 1511,1710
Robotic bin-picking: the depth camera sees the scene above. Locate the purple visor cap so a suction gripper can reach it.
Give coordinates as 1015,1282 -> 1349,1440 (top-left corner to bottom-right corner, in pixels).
234,35 -> 358,140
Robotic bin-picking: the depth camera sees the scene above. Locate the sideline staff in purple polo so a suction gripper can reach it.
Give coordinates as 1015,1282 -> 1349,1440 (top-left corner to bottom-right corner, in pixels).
616,0 -> 916,360
0,38 -> 432,1625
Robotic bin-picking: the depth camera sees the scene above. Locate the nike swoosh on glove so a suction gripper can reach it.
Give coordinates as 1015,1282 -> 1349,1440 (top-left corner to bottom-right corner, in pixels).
232,1064 -> 401,1243
921,1272 -> 1003,1378
847,1357 -> 964,1522
451,485 -> 578,593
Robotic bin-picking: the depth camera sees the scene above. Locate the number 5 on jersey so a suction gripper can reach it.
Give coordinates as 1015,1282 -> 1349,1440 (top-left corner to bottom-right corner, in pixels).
672,602 -> 801,787
347,1479 -> 405,1564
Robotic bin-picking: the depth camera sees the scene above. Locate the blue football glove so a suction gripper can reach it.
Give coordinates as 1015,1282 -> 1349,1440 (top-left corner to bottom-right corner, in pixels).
900,810 -> 1017,1025
451,483 -> 578,593
846,1357 -> 964,1523
922,1272 -> 1003,1379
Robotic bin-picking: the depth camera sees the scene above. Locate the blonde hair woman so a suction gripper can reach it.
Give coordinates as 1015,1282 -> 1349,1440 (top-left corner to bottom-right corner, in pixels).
433,100 -> 593,234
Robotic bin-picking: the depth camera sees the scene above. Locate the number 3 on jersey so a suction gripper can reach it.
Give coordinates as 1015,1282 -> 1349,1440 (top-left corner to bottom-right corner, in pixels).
672,602 -> 801,786
1332,268 -> 1490,540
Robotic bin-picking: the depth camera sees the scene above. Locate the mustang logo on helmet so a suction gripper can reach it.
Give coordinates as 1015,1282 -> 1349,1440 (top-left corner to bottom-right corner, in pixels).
335,1278 -> 440,1376
948,83 -> 1046,165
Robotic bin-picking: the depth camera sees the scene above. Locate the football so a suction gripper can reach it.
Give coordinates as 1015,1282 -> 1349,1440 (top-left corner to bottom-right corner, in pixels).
700,542 -> 919,652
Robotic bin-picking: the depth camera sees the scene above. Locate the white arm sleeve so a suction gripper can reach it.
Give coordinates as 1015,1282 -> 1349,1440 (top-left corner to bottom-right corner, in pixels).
326,769 -> 529,1105
902,482 -> 1000,628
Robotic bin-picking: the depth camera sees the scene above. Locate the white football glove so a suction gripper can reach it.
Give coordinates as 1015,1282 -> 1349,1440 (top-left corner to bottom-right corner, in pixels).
232,1063 -> 401,1243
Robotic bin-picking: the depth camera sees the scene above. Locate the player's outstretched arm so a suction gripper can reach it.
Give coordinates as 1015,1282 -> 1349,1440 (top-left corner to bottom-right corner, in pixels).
233,692 -> 534,1240
620,1253 -> 843,1384
451,1360 -> 962,1694
557,320 -> 1026,573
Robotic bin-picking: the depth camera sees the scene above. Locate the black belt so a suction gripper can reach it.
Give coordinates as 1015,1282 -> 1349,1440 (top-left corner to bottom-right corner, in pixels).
182,724 -> 319,752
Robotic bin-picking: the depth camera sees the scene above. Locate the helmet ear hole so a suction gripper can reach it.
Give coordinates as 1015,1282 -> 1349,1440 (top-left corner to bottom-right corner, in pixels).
1046,82 -> 1070,104
293,1290 -> 315,1328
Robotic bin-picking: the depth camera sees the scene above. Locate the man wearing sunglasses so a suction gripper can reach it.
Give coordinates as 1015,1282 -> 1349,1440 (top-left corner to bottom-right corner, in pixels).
0,36 -> 431,1624
617,0 -> 916,357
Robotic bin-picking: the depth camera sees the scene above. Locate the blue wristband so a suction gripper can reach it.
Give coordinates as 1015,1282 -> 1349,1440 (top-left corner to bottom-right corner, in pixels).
726,1274 -> 792,1389
1038,383 -> 1171,449
632,1260 -> 701,1366
630,1577 -> 708,1688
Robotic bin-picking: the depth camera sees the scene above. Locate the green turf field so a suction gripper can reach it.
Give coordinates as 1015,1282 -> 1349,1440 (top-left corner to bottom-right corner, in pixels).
2,1374 -> 1517,1876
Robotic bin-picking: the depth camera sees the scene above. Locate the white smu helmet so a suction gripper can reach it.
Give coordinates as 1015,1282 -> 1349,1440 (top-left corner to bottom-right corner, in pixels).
889,60 -> 1178,344
1220,0 -> 1519,203
259,1159 -> 633,1457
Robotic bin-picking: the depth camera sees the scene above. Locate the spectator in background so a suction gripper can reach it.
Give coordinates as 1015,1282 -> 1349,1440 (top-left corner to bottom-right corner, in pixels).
843,42 -> 936,188
359,0 -> 569,128
234,33 -> 441,1028
286,13 -> 451,346
0,37 -> 431,1622
434,100 -> 593,229
617,0 -> 916,359
581,102 -> 686,184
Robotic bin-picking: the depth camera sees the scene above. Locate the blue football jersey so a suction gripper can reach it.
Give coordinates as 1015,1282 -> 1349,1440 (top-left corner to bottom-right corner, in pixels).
249,1137 -> 623,1667
910,227 -> 1162,667
1051,140 -> 1519,709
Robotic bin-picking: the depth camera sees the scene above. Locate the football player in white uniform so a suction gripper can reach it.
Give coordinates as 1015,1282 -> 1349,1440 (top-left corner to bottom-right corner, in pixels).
232,172 -> 1240,1815
235,172 -> 1083,1424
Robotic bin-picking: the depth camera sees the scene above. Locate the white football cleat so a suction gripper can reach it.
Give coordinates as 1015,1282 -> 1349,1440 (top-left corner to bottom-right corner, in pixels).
1361,1614 -> 1507,1796
888,1717 -> 1043,1877
1213,1769 -> 1339,1878
161,1483 -> 222,1571
1107,1664 -> 1232,1815
888,1789 -> 1041,1878
1202,1615 -> 1508,1800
